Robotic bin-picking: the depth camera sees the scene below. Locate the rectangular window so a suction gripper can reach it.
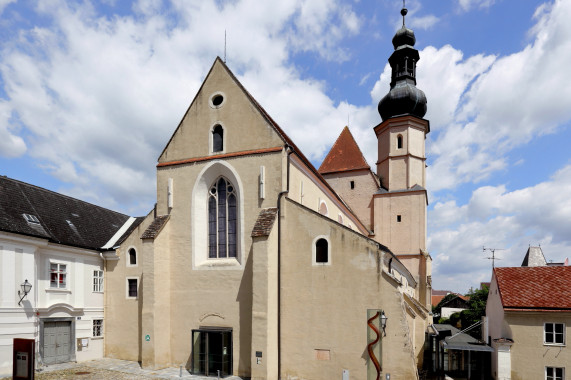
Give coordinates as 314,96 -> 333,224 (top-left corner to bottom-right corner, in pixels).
93,270 -> 103,292
350,181 -> 355,189
127,278 -> 138,299
50,263 -> 67,289
93,319 -> 103,337
545,323 -> 565,345
546,367 -> 564,380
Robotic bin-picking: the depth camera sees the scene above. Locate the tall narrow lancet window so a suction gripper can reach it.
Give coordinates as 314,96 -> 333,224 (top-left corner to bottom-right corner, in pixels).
208,177 -> 237,258
212,125 -> 224,152
397,135 -> 403,149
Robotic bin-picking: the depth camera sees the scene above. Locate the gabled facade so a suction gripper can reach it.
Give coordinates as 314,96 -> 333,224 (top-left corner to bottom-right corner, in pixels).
485,265 -> 571,380
102,6 -> 436,379
0,176 -> 133,375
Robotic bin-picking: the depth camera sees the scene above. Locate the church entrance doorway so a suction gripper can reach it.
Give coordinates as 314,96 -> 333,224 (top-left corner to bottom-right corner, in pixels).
191,328 -> 232,377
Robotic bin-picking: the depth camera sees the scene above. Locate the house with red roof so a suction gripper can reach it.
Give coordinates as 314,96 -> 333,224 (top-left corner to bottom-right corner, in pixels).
485,265 -> 571,380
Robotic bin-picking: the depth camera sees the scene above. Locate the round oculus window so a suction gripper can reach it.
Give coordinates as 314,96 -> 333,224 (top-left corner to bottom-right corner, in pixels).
210,93 -> 225,108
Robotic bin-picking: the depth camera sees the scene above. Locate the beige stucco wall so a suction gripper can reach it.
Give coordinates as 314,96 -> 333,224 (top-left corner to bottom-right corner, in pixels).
159,59 -> 285,164
105,215 -> 153,361
288,157 -> 366,234
279,198 -> 417,380
373,191 -> 427,255
321,169 -> 378,231
506,312 -> 570,380
375,117 -> 427,192
155,151 -> 282,375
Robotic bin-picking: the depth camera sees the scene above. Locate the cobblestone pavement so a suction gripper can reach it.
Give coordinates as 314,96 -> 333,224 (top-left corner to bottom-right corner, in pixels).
1,358 -> 246,380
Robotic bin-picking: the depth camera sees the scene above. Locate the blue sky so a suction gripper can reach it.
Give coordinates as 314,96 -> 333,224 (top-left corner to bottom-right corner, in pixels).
1,0 -> 571,293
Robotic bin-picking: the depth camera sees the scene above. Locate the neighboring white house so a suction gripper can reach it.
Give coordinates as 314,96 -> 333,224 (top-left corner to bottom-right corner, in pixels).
0,176 -> 135,375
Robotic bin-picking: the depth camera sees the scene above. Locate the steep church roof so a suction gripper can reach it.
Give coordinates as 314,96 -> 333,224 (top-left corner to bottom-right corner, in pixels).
318,126 -> 370,174
0,175 -> 131,250
494,266 -> 571,311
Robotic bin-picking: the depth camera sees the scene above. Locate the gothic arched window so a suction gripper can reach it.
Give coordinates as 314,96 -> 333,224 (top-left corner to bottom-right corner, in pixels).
212,125 -> 224,152
208,177 -> 237,258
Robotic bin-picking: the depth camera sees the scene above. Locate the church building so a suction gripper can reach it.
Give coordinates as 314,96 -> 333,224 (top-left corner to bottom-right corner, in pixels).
103,6 -> 432,380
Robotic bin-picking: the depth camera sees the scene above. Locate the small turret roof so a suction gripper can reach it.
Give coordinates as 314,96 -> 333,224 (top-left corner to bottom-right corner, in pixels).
318,126 -> 370,174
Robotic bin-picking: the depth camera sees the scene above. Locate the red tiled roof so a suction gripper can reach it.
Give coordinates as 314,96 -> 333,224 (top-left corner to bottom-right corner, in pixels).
431,292 -> 469,307
495,266 -> 571,311
318,126 -> 370,174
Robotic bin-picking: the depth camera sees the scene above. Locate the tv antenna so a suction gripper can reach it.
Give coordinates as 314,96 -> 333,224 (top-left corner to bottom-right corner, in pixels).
483,246 -> 505,268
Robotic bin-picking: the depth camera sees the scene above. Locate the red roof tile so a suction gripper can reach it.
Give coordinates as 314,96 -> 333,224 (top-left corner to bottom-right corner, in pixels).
318,126 -> 370,174
495,266 -> 571,311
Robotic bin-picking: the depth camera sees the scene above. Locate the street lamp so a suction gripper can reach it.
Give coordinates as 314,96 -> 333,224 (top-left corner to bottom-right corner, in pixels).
381,310 -> 388,337
18,279 -> 32,306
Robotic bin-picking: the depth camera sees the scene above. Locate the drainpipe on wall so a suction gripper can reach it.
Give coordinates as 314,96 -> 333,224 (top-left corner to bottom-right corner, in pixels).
276,144 -> 293,380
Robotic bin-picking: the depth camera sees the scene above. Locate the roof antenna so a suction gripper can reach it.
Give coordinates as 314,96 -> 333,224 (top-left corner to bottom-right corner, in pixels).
224,30 -> 227,63
483,246 -> 505,268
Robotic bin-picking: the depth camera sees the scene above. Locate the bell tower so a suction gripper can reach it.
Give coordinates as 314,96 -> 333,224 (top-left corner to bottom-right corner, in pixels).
373,4 -> 431,308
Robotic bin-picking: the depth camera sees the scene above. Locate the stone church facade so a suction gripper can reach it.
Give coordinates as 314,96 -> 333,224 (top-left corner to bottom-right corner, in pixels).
103,8 -> 432,380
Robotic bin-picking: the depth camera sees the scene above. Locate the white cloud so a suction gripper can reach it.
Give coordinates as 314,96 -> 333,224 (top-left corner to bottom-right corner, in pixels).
0,101 -> 26,157
409,14 -> 439,30
429,164 -> 571,292
0,0 -> 365,212
0,0 -> 16,16
457,0 -> 496,13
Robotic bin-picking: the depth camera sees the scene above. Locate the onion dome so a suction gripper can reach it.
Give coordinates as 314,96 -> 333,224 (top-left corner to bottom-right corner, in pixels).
378,6 -> 427,121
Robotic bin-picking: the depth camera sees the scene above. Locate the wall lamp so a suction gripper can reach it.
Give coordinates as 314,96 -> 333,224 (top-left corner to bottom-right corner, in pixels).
18,279 -> 32,306
381,310 -> 388,337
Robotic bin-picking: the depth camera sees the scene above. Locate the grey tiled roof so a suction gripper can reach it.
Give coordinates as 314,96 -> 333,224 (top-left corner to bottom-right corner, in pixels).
141,215 -> 170,239
0,176 -> 131,250
251,208 -> 278,237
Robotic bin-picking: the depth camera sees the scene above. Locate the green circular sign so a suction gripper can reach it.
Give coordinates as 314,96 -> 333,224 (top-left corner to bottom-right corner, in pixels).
145,335 -> 150,341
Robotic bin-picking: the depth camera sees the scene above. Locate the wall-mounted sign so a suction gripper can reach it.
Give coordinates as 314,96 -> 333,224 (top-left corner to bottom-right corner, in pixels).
145,335 -> 151,342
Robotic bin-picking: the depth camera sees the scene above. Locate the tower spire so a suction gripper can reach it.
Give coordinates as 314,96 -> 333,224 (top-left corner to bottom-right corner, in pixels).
377,3 -> 427,121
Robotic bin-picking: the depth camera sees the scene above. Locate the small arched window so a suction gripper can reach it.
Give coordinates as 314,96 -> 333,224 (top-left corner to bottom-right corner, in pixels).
315,238 -> 328,263
319,201 -> 328,216
397,135 -> 403,149
128,248 -> 137,266
212,125 -> 224,153
208,177 -> 237,258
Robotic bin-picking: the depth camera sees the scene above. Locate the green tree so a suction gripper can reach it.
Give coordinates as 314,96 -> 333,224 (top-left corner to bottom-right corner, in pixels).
434,286 -> 489,340
460,285 -> 489,339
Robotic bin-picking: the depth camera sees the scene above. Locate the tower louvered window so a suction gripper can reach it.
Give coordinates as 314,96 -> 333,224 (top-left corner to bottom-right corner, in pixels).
208,177 -> 237,258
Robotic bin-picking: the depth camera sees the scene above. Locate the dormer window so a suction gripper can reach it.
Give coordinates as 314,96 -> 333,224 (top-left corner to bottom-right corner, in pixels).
23,213 -> 40,224
212,124 -> 224,153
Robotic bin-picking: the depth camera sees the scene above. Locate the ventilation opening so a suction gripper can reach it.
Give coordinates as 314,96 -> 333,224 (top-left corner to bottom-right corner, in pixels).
212,94 -> 224,106
350,181 -> 355,189
397,215 -> 402,222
